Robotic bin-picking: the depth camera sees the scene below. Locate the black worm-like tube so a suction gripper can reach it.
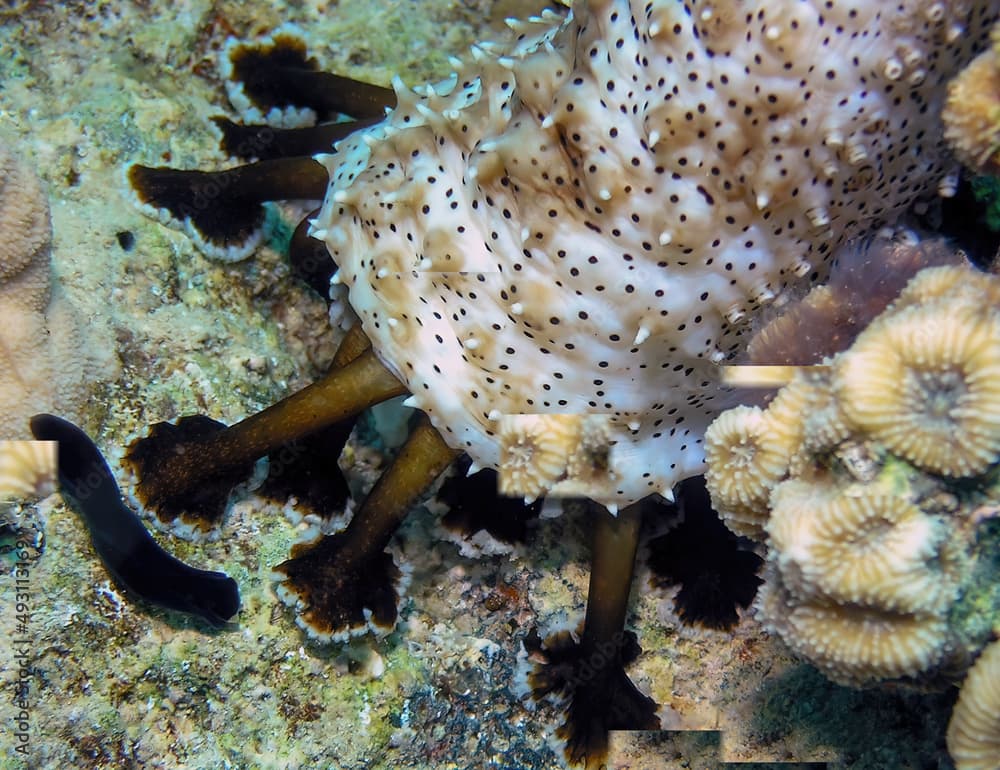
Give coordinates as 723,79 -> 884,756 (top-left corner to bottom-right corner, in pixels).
29,414 -> 240,627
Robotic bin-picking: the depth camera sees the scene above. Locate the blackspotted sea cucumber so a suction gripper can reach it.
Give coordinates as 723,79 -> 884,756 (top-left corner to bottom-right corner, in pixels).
114,0 -> 998,765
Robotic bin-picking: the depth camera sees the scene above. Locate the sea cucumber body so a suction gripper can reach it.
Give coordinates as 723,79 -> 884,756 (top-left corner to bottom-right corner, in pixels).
315,0 -> 994,508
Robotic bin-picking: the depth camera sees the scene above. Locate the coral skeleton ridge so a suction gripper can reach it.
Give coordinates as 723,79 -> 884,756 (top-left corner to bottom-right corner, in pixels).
310,0 -> 993,510
0,440 -> 55,501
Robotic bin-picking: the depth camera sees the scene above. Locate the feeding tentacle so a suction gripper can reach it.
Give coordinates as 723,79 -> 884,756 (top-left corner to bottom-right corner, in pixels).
128,156 -> 329,261
273,413 -> 460,640
124,333 -> 405,531
525,501 -> 660,767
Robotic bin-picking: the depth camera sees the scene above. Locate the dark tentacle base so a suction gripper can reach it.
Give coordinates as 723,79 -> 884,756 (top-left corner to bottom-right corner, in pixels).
124,334 -> 405,531
128,157 -> 329,259
273,413 -> 460,639
212,116 -> 382,162
647,476 -> 763,630
225,31 -> 395,121
256,324 -> 372,518
437,454 -> 543,551
287,206 -> 338,297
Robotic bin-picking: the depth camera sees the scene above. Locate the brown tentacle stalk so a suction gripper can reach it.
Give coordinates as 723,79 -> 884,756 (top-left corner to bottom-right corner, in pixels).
125,342 -> 405,528
342,413 -> 460,559
226,32 -> 395,121
331,322 -> 372,366
581,502 -> 644,660
256,324 -> 373,516
525,501 -> 660,768
127,156 -> 329,257
273,413 -> 460,638
212,116 -> 382,161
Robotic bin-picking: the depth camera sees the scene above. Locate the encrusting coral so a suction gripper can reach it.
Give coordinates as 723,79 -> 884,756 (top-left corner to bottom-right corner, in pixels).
761,478 -> 962,685
117,1 -> 998,766
947,637 -> 1000,770
0,143 -> 116,439
745,233 -> 967,366
834,287 -> 1000,478
703,404 -> 792,539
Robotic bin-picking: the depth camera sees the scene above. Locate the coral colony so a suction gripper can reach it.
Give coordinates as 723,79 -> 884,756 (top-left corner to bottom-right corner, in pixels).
4,0 -> 985,766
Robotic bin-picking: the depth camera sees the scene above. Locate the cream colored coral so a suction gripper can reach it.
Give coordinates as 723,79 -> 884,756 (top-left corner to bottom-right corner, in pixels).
498,413 -> 614,501
767,480 -> 960,616
0,441 -> 55,500
703,405 -> 793,539
710,258 -> 1000,690
894,264 -> 1000,311
0,143 -> 116,438
834,300 -> 1000,477
948,638 -> 1000,770
943,21 -> 1000,173
770,592 -> 950,686
0,144 -> 50,306
766,368 -> 852,469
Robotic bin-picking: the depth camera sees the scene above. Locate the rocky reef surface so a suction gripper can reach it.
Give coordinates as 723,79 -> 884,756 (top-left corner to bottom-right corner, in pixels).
0,1 -> 986,768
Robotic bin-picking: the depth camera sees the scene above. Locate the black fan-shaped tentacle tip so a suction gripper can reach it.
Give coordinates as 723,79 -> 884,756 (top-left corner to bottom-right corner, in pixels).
433,454 -> 544,557
272,413 -> 460,642
222,29 -> 396,125
126,156 -> 329,262
255,324 -> 372,522
522,501 -> 660,768
646,475 -> 764,631
123,324 -> 403,534
128,29 -> 394,263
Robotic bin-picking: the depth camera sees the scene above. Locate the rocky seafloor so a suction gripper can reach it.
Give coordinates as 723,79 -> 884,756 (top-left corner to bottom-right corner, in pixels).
0,1 -> 973,768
